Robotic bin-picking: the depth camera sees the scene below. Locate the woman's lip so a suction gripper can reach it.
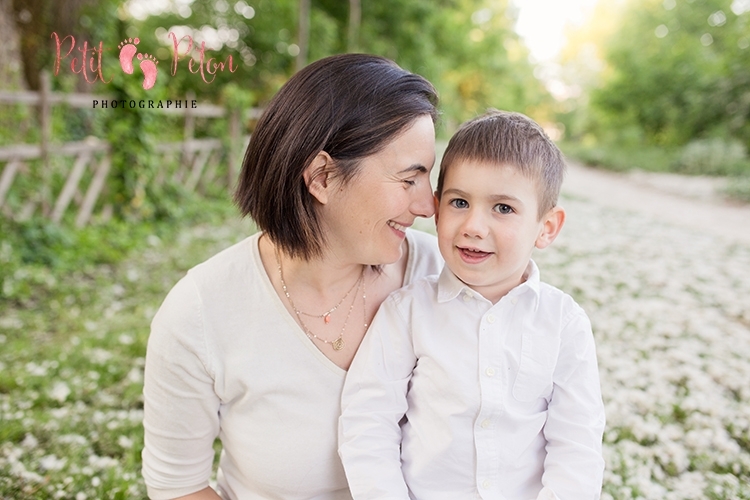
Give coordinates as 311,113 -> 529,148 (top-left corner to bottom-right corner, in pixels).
387,220 -> 409,235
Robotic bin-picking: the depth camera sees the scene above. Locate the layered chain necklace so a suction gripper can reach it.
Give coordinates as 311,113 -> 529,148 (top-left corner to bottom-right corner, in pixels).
276,250 -> 367,351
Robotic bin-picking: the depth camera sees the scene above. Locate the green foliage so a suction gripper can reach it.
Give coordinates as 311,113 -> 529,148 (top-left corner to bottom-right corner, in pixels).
560,141 -> 681,174
124,0 -> 547,132
0,193 -> 237,309
561,136 -> 750,179
673,137 -> 750,175
581,0 -> 750,150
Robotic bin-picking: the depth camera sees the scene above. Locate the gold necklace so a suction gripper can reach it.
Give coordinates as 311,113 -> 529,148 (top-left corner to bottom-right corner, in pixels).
276,251 -> 367,351
298,268 -> 362,324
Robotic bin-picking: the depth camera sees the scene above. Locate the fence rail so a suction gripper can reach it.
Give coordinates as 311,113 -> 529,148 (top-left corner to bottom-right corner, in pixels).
0,73 -> 256,227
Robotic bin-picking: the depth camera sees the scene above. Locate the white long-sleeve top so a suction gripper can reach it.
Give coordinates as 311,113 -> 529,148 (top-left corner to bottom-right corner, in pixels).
339,261 -> 605,500
141,230 -> 443,500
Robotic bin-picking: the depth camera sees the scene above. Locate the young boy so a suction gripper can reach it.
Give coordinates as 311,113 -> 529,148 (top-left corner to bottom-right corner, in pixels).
339,110 -> 605,500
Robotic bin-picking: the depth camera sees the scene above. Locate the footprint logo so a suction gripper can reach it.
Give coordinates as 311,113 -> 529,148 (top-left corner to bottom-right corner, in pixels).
137,53 -> 159,90
117,38 -> 140,74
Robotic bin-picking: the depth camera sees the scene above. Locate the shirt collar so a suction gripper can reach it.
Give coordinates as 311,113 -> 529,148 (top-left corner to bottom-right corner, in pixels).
436,259 -> 542,304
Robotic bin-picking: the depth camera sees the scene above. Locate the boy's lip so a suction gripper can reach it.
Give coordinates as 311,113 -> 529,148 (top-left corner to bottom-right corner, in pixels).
457,246 -> 493,263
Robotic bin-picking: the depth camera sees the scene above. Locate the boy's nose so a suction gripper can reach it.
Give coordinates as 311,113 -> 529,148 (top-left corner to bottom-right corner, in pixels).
461,209 -> 489,238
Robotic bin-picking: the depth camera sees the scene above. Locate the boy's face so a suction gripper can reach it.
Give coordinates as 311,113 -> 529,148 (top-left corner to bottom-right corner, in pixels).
434,160 -> 563,303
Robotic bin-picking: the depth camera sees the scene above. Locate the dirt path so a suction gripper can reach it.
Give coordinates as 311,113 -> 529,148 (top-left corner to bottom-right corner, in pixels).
562,161 -> 750,246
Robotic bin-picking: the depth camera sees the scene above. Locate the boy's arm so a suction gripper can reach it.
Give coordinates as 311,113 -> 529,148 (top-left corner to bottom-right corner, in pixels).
339,295 -> 415,500
541,309 -> 606,500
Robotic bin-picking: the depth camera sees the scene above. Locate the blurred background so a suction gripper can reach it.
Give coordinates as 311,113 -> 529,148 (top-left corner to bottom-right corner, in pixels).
1,1 -> 750,498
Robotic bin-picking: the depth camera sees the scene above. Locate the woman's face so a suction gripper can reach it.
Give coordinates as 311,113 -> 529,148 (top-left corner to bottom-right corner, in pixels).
322,115 -> 436,265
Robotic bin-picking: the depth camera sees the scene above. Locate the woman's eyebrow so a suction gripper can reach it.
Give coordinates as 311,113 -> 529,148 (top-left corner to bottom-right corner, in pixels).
398,164 -> 428,174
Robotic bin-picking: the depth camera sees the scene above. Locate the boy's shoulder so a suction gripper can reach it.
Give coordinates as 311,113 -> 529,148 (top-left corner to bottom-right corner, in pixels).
535,278 -> 590,327
537,279 -> 579,304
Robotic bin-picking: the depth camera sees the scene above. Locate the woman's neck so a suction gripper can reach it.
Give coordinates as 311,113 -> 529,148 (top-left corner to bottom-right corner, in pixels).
259,233 -> 368,296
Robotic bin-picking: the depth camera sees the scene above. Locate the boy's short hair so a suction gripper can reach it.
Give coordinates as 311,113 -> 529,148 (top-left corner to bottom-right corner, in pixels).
436,110 -> 565,219
235,53 -> 439,260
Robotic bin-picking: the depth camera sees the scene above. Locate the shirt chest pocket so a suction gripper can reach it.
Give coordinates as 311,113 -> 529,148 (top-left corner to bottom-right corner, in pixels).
511,329 -> 559,403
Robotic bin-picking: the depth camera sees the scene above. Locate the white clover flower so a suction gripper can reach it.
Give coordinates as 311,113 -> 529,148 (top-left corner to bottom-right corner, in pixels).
21,433 -> 38,449
39,454 -> 66,471
117,435 -> 133,449
88,348 -> 113,364
58,434 -> 88,446
49,381 -> 71,403
87,454 -> 118,469
118,333 -> 134,345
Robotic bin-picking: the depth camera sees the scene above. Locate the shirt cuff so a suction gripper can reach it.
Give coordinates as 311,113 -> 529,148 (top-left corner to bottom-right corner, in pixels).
146,481 -> 210,500
534,486 -> 560,500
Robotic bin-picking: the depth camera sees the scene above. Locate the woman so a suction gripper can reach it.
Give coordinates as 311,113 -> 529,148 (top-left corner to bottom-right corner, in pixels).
141,54 -> 442,499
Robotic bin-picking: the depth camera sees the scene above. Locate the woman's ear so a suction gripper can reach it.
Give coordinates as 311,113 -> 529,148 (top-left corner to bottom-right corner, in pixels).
535,205 -> 565,249
303,152 -> 334,204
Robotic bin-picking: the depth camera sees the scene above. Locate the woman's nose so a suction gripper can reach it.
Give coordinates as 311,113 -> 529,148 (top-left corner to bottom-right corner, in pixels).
411,179 -> 435,218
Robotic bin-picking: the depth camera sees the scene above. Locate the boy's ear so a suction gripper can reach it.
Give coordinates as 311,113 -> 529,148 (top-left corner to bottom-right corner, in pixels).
433,193 -> 440,227
535,205 -> 565,249
303,151 -> 334,204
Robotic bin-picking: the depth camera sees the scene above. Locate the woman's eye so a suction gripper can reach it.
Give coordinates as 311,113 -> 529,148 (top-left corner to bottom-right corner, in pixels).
403,179 -> 416,186
449,199 -> 469,209
494,203 -> 513,214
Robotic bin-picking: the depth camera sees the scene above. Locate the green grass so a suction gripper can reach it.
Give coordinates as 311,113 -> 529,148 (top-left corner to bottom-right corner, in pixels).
560,140 -> 750,205
0,195 -> 255,498
559,141 -> 681,174
560,140 -> 750,177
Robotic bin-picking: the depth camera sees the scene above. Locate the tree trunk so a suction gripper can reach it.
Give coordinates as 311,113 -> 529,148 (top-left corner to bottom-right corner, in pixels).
0,0 -> 24,89
347,0 -> 360,53
295,0 -> 310,72
11,0 -> 98,90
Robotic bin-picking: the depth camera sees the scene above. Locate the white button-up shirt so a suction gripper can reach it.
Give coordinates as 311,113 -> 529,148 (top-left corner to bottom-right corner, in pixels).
339,261 -> 605,500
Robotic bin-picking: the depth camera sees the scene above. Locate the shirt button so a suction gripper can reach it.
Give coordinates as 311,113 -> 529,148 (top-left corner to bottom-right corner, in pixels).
463,293 -> 472,302
486,314 -> 496,323
480,419 -> 491,429
511,297 -> 518,305
481,479 -> 491,489
485,367 -> 495,377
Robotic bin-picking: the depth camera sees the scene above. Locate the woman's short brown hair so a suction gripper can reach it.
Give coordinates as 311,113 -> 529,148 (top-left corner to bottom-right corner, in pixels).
235,53 -> 439,259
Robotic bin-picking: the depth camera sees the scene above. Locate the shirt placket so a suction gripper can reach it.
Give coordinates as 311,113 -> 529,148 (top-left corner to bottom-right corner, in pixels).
474,299 -> 505,499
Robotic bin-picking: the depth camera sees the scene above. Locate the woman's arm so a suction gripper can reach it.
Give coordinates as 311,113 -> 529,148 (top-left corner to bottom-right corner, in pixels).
174,487 -> 222,500
142,276 -> 222,498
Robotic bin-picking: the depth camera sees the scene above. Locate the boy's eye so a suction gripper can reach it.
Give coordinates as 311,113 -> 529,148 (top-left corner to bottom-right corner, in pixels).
402,179 -> 416,186
449,198 -> 469,209
494,203 -> 513,214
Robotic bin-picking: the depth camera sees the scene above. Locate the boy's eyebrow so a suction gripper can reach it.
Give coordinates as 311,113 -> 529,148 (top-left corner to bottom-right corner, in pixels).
442,187 -> 469,197
442,188 -> 524,204
488,194 -> 523,204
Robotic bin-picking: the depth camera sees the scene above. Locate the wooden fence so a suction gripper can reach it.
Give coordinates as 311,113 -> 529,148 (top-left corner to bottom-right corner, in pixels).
0,73 -> 259,227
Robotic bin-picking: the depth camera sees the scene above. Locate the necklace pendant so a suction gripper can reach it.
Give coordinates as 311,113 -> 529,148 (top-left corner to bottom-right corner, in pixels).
324,313 -> 331,324
332,337 -> 345,351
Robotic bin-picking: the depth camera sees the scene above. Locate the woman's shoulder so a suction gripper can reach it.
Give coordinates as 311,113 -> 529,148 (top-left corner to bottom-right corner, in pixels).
404,229 -> 444,285
404,228 -> 443,285
188,232 -> 262,284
